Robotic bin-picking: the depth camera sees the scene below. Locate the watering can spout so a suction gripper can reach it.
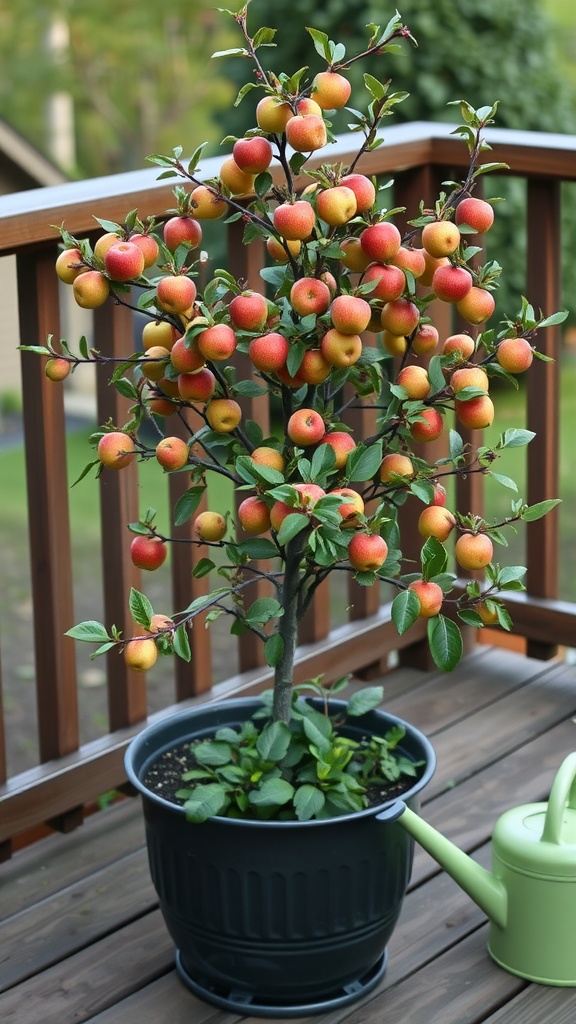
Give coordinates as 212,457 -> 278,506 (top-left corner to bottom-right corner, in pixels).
396,804 -> 507,930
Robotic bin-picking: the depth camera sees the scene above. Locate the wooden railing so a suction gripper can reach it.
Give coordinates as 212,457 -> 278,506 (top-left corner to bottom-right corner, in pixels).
1,121 -> 575,857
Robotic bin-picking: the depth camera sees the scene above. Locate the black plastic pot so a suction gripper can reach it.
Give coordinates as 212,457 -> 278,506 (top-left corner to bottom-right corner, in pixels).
125,696 -> 435,1017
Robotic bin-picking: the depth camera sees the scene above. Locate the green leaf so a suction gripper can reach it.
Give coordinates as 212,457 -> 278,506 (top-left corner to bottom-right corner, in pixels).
427,615 -> 463,671
264,633 -> 284,668
256,721 -> 291,762
236,538 -> 278,560
184,784 -> 229,823
233,379 -> 268,398
129,588 -> 154,628
254,171 -> 273,198
173,487 -> 204,527
497,565 -> 526,585
538,310 -> 568,328
194,740 -> 233,767
500,428 -> 535,449
489,472 -> 518,492
245,597 -> 283,626
65,620 -> 111,643
421,536 -> 448,580
521,498 -> 561,522
363,72 -> 386,100
346,441 -> 383,482
306,26 -> 331,61
211,47 -> 249,58
173,625 -> 191,661
277,512 -> 309,547
294,785 -> 326,821
193,557 -> 215,579
248,778 -> 295,808
346,686 -> 384,717
449,430 -> 465,461
392,589 -> 420,635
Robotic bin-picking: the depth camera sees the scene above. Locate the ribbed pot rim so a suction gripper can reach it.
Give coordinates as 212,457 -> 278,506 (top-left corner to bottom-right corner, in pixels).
124,695 -> 436,828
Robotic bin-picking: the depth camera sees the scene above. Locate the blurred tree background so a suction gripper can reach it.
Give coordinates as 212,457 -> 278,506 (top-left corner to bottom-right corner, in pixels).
0,0 -> 574,319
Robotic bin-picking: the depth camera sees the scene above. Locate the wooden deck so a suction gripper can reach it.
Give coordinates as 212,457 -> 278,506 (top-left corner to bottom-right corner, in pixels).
2,644 -> 576,1024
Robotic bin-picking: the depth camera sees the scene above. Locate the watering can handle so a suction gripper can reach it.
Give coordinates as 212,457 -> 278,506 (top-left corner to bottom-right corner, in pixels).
541,752 -> 576,845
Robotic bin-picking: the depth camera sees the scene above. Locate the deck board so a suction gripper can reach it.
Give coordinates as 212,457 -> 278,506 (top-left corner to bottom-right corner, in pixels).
1,647 -> 575,1024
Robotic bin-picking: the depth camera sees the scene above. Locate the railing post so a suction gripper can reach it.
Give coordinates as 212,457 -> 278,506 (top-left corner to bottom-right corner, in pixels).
526,178 -> 561,659
17,249 -> 80,761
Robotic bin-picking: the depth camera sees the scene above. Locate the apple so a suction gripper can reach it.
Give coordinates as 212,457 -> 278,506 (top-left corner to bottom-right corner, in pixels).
248,331 -> 290,373
380,298 -> 420,336
266,236 -> 301,262
233,136 -> 273,174
299,348 -> 331,384
348,532 -> 388,572
93,231 -> 121,260
442,333 -> 475,361
130,232 -> 160,268
312,70 -> 352,109
205,398 -> 242,433
380,452 -> 414,483
104,241 -> 145,282
142,320 -> 179,351
163,216 -> 202,252
316,185 -> 357,226
496,336 -> 534,373
290,277 -> 331,316
156,275 -> 197,314
455,197 -> 494,234
362,263 -> 405,302
330,487 -> 364,527
409,407 -> 444,442
256,95 -> 293,133
456,286 -> 495,324
431,482 -> 447,506
170,336 -> 205,374
229,290 -> 269,331
219,156 -> 255,196
450,366 -> 489,394
455,394 -> 495,429
391,246 -> 426,279
273,200 -> 316,240
340,173 -> 376,213
238,495 -> 271,535
294,97 -> 322,117
412,324 -> 439,356
97,431 -> 136,469
419,250 -> 450,287
285,114 -> 327,153
382,331 -> 407,356
417,505 -> 456,541
408,579 -> 443,617
155,436 -> 189,471
72,270 -> 110,308
45,357 -> 71,382
148,614 -> 175,634
140,345 -> 170,382
339,237 -> 371,272
320,328 -> 363,367
178,367 -> 217,402
124,636 -> 158,671
250,446 -> 285,473
360,222 -> 402,263
55,247 -> 85,283
319,430 -> 356,469
287,408 -> 326,446
190,184 -> 228,220
328,294 -> 370,335
421,220 -> 461,258
396,365 -> 431,400
477,600 -> 500,626
197,323 -> 237,361
270,482 -> 325,528
194,510 -> 227,541
455,532 -> 494,570
148,395 -> 177,417
130,534 -> 167,571
432,264 -> 473,303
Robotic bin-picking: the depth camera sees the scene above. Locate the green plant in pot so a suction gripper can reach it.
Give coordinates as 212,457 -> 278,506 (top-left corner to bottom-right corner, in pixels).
28,2 -> 564,1014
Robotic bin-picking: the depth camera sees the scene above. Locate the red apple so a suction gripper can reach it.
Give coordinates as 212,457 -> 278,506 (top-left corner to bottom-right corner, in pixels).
156,276 -> 197,314
290,277 -> 331,316
229,290 -> 269,331
248,332 -> 290,373
233,136 -> 273,174
348,532 -> 388,572
273,200 -> 316,241
130,534 -> 167,571
197,324 -> 237,362
360,222 -> 402,263
287,408 -> 326,446
163,216 -> 202,252
455,197 -> 494,234
104,241 -> 145,282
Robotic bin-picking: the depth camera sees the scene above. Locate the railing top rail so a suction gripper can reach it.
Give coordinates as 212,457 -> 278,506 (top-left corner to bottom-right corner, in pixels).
0,122 -> 575,254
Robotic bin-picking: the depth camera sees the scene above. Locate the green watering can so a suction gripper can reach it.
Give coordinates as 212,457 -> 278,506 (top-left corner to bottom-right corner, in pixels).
382,751 -> 576,986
